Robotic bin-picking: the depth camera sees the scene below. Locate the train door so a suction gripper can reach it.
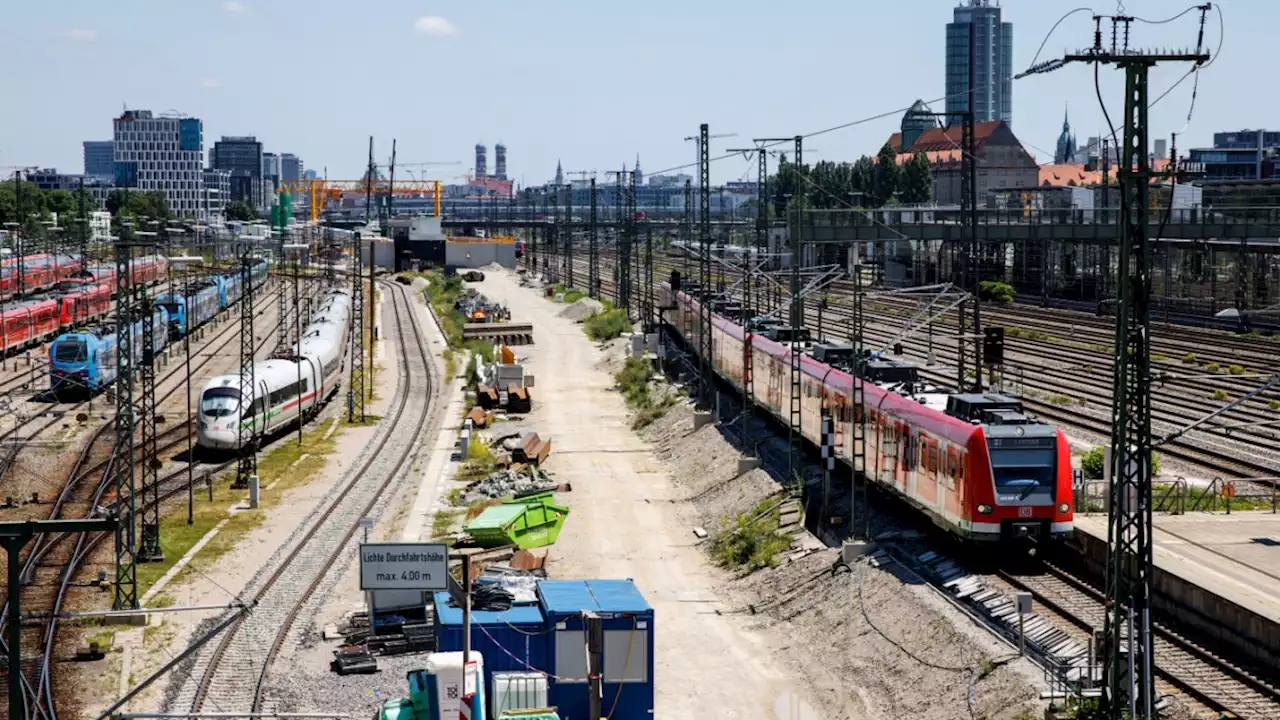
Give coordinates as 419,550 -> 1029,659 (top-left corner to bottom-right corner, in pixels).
829,391 -> 847,459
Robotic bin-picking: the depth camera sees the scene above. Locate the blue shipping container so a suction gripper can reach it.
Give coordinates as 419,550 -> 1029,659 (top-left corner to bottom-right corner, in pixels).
432,592 -> 551,677
538,580 -> 654,720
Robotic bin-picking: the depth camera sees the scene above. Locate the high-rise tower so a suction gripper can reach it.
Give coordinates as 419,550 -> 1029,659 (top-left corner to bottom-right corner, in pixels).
475,144 -> 488,178
945,0 -> 1013,124
495,143 -> 507,180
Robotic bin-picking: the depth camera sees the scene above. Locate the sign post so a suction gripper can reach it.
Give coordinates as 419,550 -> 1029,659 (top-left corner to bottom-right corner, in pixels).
359,541 -> 449,639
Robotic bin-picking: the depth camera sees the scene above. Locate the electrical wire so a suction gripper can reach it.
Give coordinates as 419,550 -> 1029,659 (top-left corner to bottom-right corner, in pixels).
853,561 -> 978,720
1028,8 -> 1097,70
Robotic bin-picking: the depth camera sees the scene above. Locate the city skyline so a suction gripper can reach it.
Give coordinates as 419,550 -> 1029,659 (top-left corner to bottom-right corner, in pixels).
0,0 -> 1243,186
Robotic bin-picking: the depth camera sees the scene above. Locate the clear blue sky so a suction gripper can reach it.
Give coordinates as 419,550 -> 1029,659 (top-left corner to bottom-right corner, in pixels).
0,1 -> 1250,186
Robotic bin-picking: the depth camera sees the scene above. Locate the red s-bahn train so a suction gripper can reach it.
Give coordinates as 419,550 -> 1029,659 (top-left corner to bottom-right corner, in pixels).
0,255 -> 169,355
661,280 -> 1074,543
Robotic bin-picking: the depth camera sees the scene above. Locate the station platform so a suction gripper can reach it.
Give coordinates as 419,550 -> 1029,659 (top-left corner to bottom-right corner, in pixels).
1073,512 -> 1280,672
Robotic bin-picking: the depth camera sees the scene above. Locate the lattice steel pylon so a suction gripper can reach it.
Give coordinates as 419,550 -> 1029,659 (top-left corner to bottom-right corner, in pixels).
642,222 -> 654,332
233,250 -> 258,489
112,228 -> 138,609
629,170 -> 640,316
588,178 -> 599,297
682,179 -> 694,346
697,124 -> 713,409
565,185 -> 575,289
349,231 -> 366,423
851,264 -> 869,540
549,187 -> 560,286
276,233 -> 291,352
788,135 -> 804,487
1018,12 -> 1210,718
136,229 -> 163,563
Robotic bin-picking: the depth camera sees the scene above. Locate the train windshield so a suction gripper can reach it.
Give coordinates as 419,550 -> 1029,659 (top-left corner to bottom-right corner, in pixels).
989,448 -> 1056,490
201,387 -> 242,417
53,339 -> 87,363
159,301 -> 181,316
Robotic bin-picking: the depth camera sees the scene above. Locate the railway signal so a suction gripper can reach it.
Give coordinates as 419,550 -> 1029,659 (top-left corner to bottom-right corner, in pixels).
983,327 -> 1005,366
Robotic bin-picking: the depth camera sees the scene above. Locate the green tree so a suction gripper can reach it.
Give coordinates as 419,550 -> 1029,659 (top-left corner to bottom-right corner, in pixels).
225,199 -> 258,221
46,189 -> 77,219
105,189 -> 130,217
850,155 -> 874,206
871,143 -> 900,207
899,151 -> 934,205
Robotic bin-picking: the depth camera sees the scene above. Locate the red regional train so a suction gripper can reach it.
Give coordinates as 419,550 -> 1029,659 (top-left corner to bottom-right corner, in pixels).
661,278 -> 1074,543
0,255 -> 168,354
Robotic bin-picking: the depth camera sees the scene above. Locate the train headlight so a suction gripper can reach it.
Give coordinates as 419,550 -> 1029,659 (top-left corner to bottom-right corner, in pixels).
977,504 -> 993,515
1058,503 -> 1070,514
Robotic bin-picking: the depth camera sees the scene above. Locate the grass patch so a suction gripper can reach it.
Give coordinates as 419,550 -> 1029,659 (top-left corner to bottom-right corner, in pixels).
1048,394 -> 1073,406
1151,353 -> 1167,362
710,497 -> 791,573
563,289 -> 585,304
1213,389 -> 1229,401
1228,364 -> 1246,375
431,509 -> 463,539
1206,362 -> 1221,373
443,347 -> 458,379
1182,352 -> 1197,364
584,309 -> 631,341
614,357 -> 677,429
135,424 -> 340,599
1186,483 -> 1276,511
1270,400 -> 1280,410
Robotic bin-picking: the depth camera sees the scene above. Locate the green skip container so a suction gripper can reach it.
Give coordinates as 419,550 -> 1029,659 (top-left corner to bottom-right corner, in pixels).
464,493 -> 570,549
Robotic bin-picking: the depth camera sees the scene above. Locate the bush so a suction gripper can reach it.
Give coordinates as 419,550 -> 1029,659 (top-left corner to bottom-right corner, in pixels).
1081,446 -> 1106,479
584,309 -> 631,341
563,289 -> 585,304
711,498 -> 791,572
1228,364 -> 1245,375
1182,353 -> 1197,364
978,280 -> 1015,304
1206,362 -> 1221,373
614,357 -> 676,429
1081,444 -> 1159,479
1270,400 -> 1280,410
1213,389 -> 1229,401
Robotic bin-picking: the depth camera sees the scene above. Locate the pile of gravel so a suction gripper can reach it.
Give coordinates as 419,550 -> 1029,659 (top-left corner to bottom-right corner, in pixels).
558,297 -> 604,322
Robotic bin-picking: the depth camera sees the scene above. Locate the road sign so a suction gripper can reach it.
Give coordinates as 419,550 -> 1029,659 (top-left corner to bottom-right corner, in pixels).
359,542 -> 449,590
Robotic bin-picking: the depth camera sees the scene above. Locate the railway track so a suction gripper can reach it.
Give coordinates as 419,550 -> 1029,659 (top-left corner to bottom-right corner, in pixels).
996,561 -> 1280,719
0,282 -> 296,720
176,279 -> 432,716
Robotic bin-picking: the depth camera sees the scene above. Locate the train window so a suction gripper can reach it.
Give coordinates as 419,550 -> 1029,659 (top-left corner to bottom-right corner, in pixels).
929,444 -> 939,473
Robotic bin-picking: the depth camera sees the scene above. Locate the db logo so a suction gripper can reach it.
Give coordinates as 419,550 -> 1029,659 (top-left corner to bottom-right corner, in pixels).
1019,506 -> 1033,518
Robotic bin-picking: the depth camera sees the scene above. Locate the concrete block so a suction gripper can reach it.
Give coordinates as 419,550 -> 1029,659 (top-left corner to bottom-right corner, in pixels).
842,540 -> 873,565
692,411 -> 714,430
737,456 -> 761,475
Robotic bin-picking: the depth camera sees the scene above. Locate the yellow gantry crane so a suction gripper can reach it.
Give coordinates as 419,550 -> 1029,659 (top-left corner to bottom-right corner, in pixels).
276,177 -> 448,222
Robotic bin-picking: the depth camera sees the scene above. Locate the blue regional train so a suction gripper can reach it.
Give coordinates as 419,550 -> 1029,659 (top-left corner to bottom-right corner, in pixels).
49,309 -> 170,392
156,280 -> 221,338
48,259 -> 270,396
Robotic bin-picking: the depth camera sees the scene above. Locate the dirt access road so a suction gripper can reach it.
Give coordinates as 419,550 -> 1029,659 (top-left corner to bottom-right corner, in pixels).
474,271 -> 826,719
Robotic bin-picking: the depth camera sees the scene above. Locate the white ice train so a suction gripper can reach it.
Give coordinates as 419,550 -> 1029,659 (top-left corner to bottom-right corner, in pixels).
197,288 -> 352,451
